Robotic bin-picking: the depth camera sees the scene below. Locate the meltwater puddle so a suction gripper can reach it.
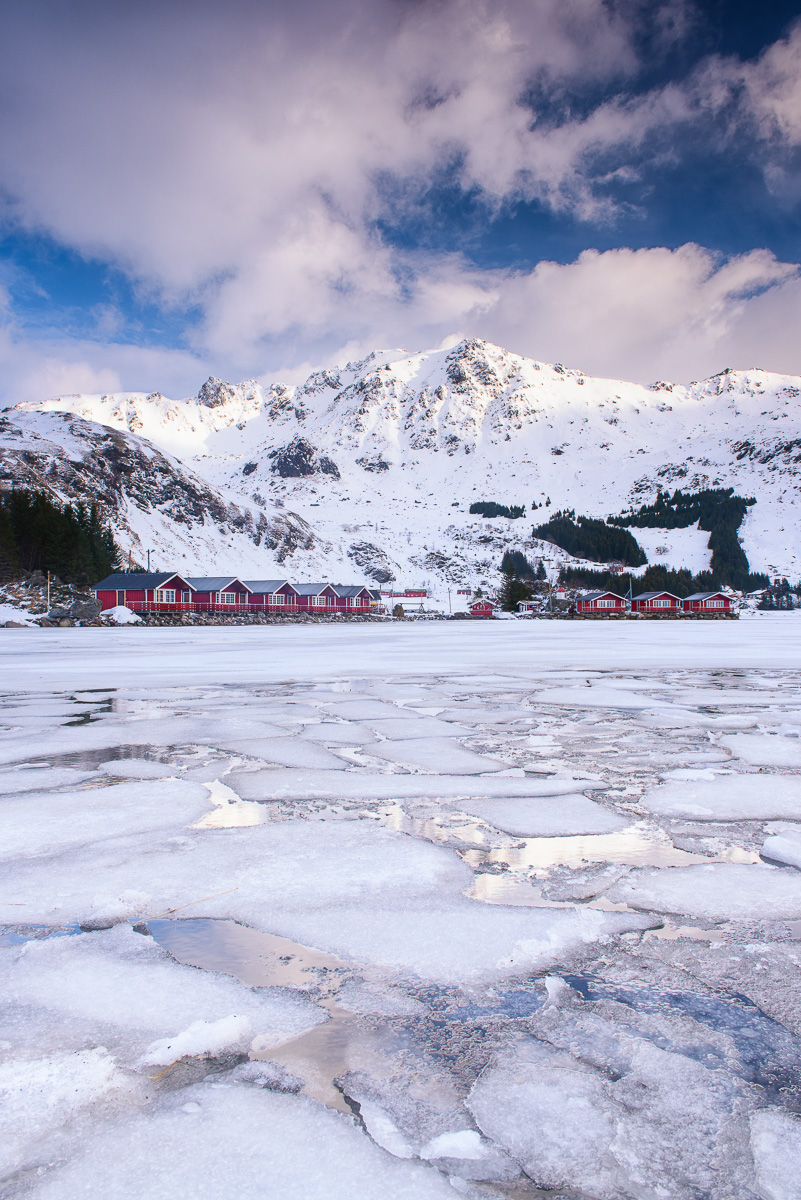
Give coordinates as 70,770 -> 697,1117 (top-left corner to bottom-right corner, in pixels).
142,917 -> 392,1114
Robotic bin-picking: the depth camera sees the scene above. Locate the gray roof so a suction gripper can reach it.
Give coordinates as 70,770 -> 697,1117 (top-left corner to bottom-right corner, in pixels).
684,592 -> 726,601
242,580 -> 297,593
185,577 -> 252,592
580,591 -> 625,602
330,584 -> 371,598
93,572 -> 191,591
293,583 -> 337,596
632,591 -> 682,601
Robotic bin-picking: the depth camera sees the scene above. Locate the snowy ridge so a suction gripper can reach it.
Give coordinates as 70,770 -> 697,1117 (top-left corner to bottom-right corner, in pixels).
11,338 -> 801,588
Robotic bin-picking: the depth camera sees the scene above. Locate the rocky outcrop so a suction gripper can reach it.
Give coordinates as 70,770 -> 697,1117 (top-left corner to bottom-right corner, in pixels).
269,437 -> 340,479
347,541 -> 397,583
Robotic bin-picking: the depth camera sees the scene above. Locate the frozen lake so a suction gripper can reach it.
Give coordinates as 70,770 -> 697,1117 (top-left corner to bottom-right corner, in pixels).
3,620 -> 801,1198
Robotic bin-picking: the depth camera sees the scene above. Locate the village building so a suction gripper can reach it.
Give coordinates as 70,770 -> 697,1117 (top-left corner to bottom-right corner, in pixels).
682,591 -> 732,614
630,590 -> 683,614
243,580 -> 299,610
469,598 -> 497,617
186,577 -> 252,609
517,599 -> 538,614
576,591 -> 627,614
292,583 -> 340,613
93,572 -> 195,613
330,584 -> 373,611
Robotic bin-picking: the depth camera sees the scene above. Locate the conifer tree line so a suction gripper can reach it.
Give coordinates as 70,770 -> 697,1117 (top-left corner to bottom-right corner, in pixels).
0,489 -> 121,586
532,511 -> 647,567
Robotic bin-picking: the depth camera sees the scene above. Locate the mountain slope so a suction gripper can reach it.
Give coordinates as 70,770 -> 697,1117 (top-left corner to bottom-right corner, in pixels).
12,339 -> 801,591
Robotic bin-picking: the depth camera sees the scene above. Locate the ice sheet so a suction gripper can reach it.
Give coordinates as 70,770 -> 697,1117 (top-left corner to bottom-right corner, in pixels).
366,737 -> 506,774
1,924 -> 324,1061
213,736 -> 350,770
750,1109 -> 801,1200
607,863 -> 801,921
366,717 -> 473,739
0,779 -> 211,861
720,733 -> 801,767
762,823 -> 801,870
228,768 -> 605,802
643,775 -> 801,820
457,794 -> 630,837
27,1084 -> 457,1200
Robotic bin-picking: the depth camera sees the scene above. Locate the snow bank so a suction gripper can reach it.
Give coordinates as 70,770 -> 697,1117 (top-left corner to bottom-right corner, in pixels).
101,605 -> 140,625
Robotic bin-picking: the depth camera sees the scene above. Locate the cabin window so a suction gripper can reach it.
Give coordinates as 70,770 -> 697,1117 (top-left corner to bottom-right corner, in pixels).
182,592 -> 190,604
651,598 -> 671,608
597,598 -> 615,608
312,595 -> 325,606
706,598 -> 724,608
269,593 -> 285,605
216,592 -> 237,605
155,589 -> 176,604
116,591 -> 125,606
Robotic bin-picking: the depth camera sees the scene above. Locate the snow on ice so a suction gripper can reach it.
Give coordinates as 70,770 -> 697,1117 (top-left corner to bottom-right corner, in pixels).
2,621 -> 801,1198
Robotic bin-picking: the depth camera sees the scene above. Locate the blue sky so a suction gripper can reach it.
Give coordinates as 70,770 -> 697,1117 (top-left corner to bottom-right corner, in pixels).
0,0 -> 799,400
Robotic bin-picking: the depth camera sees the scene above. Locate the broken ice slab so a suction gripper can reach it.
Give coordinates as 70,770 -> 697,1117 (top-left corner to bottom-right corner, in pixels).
608,862 -> 801,921
643,775 -> 801,820
456,794 -> 629,836
228,768 -> 606,802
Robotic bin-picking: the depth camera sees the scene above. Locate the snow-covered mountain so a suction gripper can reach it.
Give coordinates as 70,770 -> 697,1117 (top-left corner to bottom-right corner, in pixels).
7,339 -> 801,592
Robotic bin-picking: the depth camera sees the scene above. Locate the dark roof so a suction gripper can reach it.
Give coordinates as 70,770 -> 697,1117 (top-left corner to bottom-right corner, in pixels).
684,592 -> 727,601
632,591 -> 682,601
242,580 -> 297,593
293,583 -> 337,596
330,584 -> 371,598
581,591 -> 625,602
93,572 -> 191,591
185,577 -> 252,592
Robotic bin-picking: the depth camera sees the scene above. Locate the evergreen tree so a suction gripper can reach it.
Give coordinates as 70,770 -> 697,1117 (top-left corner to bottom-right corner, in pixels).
0,489 -> 120,586
497,568 -> 529,612
536,560 -> 547,580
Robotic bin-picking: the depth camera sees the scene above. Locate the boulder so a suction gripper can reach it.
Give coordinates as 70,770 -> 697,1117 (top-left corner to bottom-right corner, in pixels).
69,597 -> 102,620
3,620 -> 29,628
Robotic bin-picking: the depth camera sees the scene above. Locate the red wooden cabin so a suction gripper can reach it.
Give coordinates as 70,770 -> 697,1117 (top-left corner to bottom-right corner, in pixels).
683,591 -> 732,613
186,577 -> 252,610
244,580 -> 299,611
93,572 -> 195,612
630,590 -> 683,614
576,591 -> 627,613
331,584 -> 373,611
469,599 -> 497,617
293,583 -> 340,613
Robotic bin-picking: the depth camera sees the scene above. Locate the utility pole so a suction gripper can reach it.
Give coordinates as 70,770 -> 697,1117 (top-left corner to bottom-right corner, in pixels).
448,589 -> 451,613
47,571 -> 50,610
147,550 -> 151,572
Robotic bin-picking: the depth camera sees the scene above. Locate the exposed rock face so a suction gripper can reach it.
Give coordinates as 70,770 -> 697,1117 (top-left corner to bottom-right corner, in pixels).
0,411 -> 322,572
197,378 -> 239,408
347,541 -> 397,584
270,437 -> 340,479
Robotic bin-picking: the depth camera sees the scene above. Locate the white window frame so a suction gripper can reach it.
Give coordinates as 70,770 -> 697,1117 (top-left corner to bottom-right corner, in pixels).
706,598 -> 725,608
155,588 -> 176,604
651,598 -> 671,608
216,591 -> 237,605
269,593 -> 286,605
596,598 -> 615,608
116,590 -> 126,606
312,595 -> 325,606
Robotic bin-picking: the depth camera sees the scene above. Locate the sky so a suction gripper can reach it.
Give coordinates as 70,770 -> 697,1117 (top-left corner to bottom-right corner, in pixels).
0,0 -> 800,402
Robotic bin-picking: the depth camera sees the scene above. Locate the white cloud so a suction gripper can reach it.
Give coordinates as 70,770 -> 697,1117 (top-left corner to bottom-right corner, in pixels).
0,1 -> 797,399
472,244 -> 801,382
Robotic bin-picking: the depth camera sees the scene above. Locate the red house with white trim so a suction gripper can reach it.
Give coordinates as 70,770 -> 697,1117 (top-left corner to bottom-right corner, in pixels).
331,584 -> 373,611
186,577 -> 252,610
576,591 -> 627,614
293,583 -> 339,612
631,590 -> 683,614
93,572 -> 195,612
469,599 -> 497,617
244,580 -> 299,611
682,591 -> 732,614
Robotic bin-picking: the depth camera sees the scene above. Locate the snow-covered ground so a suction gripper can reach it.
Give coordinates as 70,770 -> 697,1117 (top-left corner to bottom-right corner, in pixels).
3,621 -> 801,1198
